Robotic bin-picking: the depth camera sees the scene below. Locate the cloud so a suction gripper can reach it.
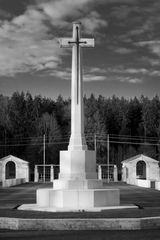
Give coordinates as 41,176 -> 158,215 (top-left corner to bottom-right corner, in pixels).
128,19 -> 153,36
136,40 -> 160,47
36,0 -> 107,31
49,66 -> 107,82
50,68 -> 71,80
97,0 -> 137,3
124,68 -> 148,74
110,5 -> 140,20
123,2 -> 160,41
118,76 -> 142,84
114,2 -> 160,48
0,0 -> 108,77
80,11 -> 108,33
86,67 -> 107,74
83,67 -> 107,82
84,74 -> 106,82
0,7 -> 62,76
149,70 -> 160,77
113,47 -> 134,54
107,66 -> 160,78
36,0 -> 91,20
141,57 -> 160,66
0,9 -> 12,19
136,40 -> 160,57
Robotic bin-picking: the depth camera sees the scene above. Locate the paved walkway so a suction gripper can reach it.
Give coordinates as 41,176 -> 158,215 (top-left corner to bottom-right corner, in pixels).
1,229 -> 160,240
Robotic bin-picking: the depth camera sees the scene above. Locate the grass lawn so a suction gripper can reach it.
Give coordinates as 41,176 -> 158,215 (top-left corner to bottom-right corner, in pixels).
0,182 -> 160,219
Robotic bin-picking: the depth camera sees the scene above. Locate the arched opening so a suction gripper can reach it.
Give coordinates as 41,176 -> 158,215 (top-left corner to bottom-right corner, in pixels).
5,161 -> 16,179
136,161 -> 146,179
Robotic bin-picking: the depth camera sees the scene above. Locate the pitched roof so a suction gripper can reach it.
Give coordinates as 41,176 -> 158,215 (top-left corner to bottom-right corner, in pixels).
0,155 -> 29,164
122,154 -> 158,164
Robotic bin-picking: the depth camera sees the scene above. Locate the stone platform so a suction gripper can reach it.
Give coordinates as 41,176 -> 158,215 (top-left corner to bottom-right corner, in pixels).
36,188 -> 120,210
18,149 -> 121,212
33,149 -> 120,211
19,203 -> 137,213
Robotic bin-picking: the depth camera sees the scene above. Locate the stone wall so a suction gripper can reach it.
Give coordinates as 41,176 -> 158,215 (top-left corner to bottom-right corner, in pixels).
2,178 -> 26,187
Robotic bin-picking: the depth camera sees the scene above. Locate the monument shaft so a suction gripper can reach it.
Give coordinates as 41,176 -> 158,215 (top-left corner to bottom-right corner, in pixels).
59,22 -> 94,151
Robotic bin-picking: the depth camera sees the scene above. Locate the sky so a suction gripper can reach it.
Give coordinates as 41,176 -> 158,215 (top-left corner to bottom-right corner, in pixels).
0,0 -> 160,100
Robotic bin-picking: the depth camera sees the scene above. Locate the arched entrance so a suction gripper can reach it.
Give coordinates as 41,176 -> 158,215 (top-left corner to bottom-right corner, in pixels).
5,161 -> 16,179
136,160 -> 146,179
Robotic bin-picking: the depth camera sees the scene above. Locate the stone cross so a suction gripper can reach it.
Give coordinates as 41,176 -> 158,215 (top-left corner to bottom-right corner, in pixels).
59,22 -> 95,151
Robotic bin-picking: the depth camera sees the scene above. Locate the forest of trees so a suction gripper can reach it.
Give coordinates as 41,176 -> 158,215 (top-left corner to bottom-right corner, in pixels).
0,91 -> 160,175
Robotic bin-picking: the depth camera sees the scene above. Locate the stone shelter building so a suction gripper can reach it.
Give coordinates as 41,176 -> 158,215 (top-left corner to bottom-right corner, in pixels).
122,154 -> 160,189
0,155 -> 29,187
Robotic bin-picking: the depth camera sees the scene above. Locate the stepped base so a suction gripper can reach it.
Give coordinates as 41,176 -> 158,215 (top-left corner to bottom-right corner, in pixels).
19,203 -> 137,213
53,179 -> 103,189
37,188 -> 120,210
35,149 -> 120,211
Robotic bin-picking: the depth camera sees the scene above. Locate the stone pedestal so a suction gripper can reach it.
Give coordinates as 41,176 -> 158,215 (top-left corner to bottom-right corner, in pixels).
37,188 -> 120,210
58,150 -> 97,180
36,149 -> 120,211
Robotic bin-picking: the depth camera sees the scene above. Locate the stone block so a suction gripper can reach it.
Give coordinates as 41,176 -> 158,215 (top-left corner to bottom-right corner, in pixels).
2,178 -> 26,187
53,179 -> 103,189
59,150 -> 97,179
37,188 -> 120,209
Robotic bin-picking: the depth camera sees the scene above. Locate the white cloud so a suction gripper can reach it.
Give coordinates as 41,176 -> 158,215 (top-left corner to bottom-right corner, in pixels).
83,67 -> 107,81
124,68 -> 148,74
50,68 -> 71,80
107,66 -> 160,77
37,0 -> 90,19
49,66 -> 107,82
141,57 -> 160,66
118,76 -> 142,84
136,40 -> 160,57
149,70 -> 160,77
80,11 -> 108,33
84,74 -> 106,82
86,67 -> 107,74
36,0 -> 107,32
0,0 -> 107,77
136,40 -> 160,47
114,47 -> 134,54
128,78 -> 142,84
0,6 -> 64,76
0,19 -> 61,76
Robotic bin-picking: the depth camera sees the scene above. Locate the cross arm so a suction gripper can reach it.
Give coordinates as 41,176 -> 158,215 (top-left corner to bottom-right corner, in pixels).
80,38 -> 95,47
59,38 -> 74,48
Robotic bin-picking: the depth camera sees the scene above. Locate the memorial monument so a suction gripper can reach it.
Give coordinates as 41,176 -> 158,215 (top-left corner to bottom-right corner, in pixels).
20,22 -> 120,211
